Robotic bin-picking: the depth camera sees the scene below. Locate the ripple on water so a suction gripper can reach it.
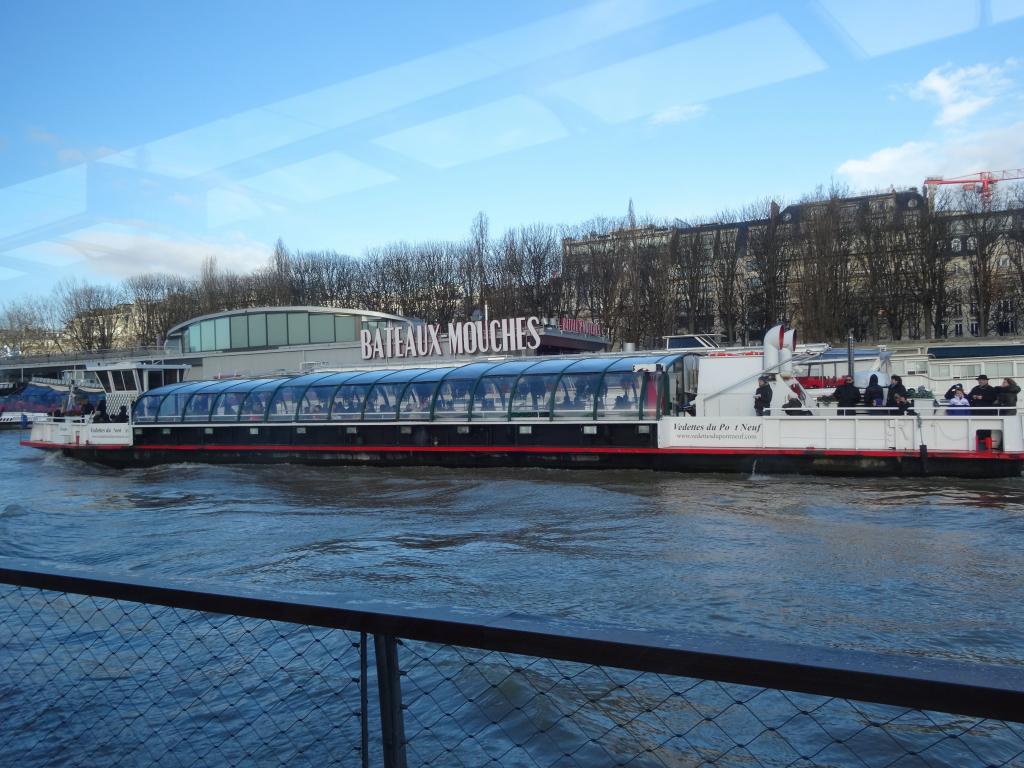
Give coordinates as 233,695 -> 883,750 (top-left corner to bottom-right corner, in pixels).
1,433 -> 1023,664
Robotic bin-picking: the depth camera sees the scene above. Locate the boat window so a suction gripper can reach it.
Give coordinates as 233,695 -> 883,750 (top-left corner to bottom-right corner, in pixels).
298,386 -> 336,421
267,386 -> 303,421
552,373 -> 601,418
329,385 -> 368,419
238,391 -> 272,421
510,374 -> 558,418
183,393 -> 216,422
363,383 -> 403,420
642,374 -> 659,419
210,392 -> 243,421
433,380 -> 473,419
598,371 -> 645,420
133,394 -> 162,423
398,381 -> 439,420
157,393 -> 191,422
471,376 -> 517,418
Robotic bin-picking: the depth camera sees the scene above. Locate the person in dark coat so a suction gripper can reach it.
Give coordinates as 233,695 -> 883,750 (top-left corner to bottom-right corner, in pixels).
831,375 -> 861,416
112,405 -> 129,423
864,374 -> 884,414
968,375 -> 998,415
885,374 -> 908,413
996,377 -> 1020,416
754,376 -> 772,416
893,394 -> 917,416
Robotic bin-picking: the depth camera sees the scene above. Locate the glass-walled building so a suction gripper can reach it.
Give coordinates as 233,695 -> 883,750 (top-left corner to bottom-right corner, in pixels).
163,307 -> 410,380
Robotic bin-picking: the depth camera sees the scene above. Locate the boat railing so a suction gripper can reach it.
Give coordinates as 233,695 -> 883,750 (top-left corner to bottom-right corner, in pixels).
1,557 -> 1022,767
802,402 -> 1011,417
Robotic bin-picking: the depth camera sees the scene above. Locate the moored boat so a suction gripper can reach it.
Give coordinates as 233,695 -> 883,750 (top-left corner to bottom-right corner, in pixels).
21,327 -> 1024,478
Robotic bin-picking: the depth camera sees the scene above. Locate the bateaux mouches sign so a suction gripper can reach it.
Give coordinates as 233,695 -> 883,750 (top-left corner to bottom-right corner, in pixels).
361,315 -> 542,361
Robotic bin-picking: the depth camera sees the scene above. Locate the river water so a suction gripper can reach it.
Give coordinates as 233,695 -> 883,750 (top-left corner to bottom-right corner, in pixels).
3,431 -> 1023,665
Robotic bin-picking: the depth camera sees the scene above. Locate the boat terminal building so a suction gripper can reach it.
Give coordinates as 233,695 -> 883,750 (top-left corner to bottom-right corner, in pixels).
0,306 -> 612,387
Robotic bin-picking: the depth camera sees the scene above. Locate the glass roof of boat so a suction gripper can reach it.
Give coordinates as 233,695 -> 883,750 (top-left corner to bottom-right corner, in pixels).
142,354 -> 689,399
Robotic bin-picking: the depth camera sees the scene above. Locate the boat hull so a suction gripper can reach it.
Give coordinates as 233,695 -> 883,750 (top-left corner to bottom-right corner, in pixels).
24,440 -> 1022,478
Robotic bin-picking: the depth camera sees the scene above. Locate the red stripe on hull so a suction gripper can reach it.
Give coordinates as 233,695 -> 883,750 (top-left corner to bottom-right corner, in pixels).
22,440 -> 1020,462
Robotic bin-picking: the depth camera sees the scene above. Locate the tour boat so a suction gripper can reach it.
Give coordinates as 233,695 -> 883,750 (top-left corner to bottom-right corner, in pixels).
20,327 -> 1024,478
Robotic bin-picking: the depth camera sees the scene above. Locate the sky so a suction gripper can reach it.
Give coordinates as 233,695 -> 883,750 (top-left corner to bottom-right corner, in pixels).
1,0 -> 1023,301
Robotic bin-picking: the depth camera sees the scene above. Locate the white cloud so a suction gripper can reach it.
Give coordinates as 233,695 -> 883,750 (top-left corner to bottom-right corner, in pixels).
837,122 -> 1024,189
649,104 -> 708,125
6,226 -> 273,279
911,59 -> 1017,125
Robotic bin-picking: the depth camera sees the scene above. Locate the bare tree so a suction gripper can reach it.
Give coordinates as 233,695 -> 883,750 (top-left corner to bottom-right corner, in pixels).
670,223 -> 714,335
710,213 -> 743,343
855,199 -> 914,340
0,296 -> 59,354
789,186 -> 860,342
743,199 -> 788,336
956,189 -> 1009,336
123,273 -> 200,346
53,279 -> 127,351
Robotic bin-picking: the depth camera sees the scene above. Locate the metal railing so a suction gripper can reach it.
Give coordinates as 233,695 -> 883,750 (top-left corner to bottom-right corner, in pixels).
0,346 -> 170,369
2,558 -> 1023,767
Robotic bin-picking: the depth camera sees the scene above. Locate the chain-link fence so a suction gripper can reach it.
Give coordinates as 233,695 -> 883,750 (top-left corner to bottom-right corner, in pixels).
2,560 -> 1023,767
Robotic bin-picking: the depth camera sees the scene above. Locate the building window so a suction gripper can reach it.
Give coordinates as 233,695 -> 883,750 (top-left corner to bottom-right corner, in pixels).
187,324 -> 201,353
230,315 -> 249,349
309,314 -> 335,344
967,236 -> 978,252
969,322 -> 979,336
336,315 -> 357,342
951,238 -> 961,252
954,322 -> 963,337
248,313 -> 267,347
287,312 -> 310,345
214,317 -> 230,350
200,320 -> 216,352
267,314 -> 288,346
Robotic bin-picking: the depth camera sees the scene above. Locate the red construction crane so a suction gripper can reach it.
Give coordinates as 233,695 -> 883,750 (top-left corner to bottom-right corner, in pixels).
923,168 -> 1024,207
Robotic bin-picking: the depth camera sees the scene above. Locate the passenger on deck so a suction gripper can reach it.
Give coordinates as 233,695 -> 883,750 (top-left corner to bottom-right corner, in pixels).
893,395 -> 917,416
968,375 -> 997,415
754,376 -> 772,416
996,377 -> 1020,416
864,374 -> 884,414
94,400 -> 110,423
947,386 -> 970,415
783,397 -> 811,416
112,405 -> 129,423
885,374 -> 908,415
831,375 -> 861,416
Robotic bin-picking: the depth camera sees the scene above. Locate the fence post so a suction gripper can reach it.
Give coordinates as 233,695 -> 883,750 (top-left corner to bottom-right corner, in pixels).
374,634 -> 407,768
360,632 -> 369,768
